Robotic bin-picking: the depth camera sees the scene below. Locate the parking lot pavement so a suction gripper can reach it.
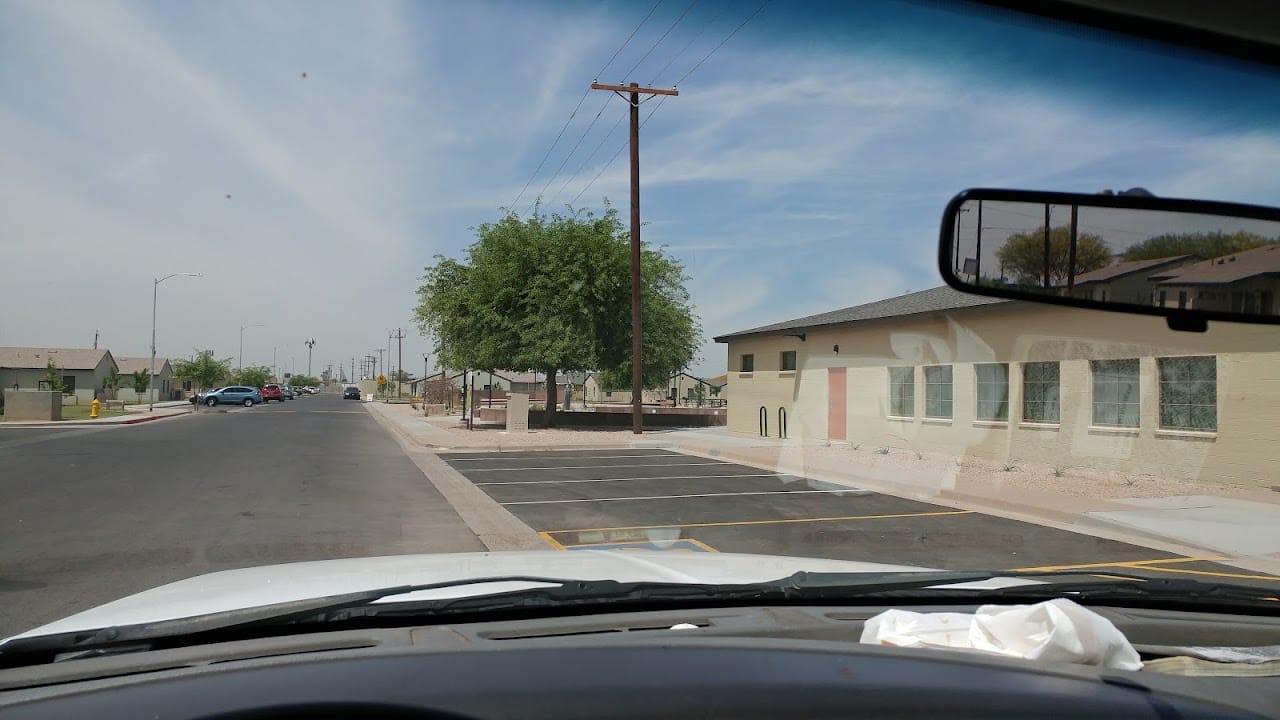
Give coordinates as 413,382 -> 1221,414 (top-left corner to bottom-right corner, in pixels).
442,449 -> 1275,583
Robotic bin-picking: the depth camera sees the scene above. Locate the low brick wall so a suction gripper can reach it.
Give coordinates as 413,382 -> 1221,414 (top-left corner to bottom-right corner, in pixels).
3,390 -> 62,421
529,409 -> 725,428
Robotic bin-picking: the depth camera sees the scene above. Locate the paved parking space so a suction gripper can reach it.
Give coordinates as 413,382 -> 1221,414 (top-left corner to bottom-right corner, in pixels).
443,449 -> 1276,582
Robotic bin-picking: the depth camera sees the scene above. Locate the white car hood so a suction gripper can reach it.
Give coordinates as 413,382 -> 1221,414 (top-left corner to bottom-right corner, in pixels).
6,551 -> 957,643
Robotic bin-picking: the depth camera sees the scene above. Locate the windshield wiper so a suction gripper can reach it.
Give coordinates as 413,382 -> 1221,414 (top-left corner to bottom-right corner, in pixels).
4,569 -> 1276,663
0,570 -> 995,660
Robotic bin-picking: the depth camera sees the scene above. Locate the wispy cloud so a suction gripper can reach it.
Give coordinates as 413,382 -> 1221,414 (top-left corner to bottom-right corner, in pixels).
2,0 -> 1277,379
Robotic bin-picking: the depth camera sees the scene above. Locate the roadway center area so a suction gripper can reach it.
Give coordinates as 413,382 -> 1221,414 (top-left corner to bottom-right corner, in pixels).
442,448 -> 1273,582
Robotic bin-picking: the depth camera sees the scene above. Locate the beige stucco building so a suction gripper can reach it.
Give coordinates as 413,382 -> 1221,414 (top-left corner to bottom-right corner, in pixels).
0,347 -> 118,403
114,356 -> 176,401
715,286 -> 1280,488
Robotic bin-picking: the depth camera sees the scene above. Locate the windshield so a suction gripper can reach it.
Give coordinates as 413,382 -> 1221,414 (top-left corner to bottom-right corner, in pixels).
2,0 -> 1279,640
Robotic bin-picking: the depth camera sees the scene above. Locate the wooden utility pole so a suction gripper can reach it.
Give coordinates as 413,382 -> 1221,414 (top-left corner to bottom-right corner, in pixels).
590,81 -> 678,434
391,328 -> 406,398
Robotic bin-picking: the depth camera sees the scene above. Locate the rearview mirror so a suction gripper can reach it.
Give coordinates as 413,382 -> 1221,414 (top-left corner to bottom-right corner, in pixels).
939,189 -> 1280,331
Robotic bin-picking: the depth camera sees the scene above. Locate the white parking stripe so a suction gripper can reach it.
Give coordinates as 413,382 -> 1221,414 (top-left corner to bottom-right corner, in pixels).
466,462 -> 729,472
499,489 -> 863,505
475,473 -> 787,486
448,453 -> 675,461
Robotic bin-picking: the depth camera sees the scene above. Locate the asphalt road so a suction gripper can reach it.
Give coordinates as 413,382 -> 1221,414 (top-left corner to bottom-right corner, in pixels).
0,393 -> 483,638
443,449 -> 1261,580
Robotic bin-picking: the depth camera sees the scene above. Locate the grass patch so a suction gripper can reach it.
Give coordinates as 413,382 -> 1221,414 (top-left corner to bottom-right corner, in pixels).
59,406 -> 128,421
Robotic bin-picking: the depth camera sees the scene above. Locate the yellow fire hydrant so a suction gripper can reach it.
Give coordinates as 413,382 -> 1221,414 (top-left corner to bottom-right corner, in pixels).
90,397 -> 101,419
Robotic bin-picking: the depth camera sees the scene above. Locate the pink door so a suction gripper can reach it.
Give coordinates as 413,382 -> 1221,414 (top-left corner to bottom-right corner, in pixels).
827,367 -> 847,441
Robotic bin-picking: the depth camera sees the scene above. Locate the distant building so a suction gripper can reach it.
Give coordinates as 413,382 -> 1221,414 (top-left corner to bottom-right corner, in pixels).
113,356 -> 177,401
0,347 -> 117,403
1067,255 -> 1193,304
715,286 -> 1278,488
1151,243 -> 1280,313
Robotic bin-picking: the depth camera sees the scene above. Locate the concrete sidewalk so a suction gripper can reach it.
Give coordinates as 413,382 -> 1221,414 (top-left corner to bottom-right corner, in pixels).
363,402 -> 1280,576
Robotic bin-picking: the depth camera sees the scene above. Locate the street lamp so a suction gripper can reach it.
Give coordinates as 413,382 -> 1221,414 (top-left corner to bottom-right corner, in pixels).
151,272 -> 203,411
239,324 -> 264,371
305,338 -> 316,376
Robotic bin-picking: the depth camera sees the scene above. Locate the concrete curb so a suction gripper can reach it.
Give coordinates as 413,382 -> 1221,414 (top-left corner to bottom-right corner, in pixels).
362,402 -> 548,552
1,411 -> 192,428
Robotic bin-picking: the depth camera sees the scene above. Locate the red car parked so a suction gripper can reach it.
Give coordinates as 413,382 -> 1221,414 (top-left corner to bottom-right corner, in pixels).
260,383 -> 284,402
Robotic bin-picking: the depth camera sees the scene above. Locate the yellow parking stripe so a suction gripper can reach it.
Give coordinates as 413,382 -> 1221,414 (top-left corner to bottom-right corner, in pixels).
560,537 -> 720,553
543,509 -> 974,535
1130,565 -> 1280,582
1012,557 -> 1226,572
538,531 -> 567,550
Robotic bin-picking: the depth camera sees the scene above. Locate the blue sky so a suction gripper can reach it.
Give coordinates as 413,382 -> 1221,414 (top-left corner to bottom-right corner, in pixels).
2,0 -> 1279,379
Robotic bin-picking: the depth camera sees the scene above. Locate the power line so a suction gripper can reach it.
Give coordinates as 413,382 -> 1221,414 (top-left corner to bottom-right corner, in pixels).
508,0 -> 665,214
622,0 -> 699,82
550,108 -> 629,207
570,1 -> 767,206
675,0 -> 770,86
570,94 -> 672,206
597,0 -> 664,79
530,95 -> 613,213
649,0 -> 727,85
508,89 -> 590,212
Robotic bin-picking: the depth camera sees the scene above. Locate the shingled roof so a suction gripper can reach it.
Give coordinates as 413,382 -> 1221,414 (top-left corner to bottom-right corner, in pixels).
714,286 -> 1009,342
114,356 -> 171,375
1154,244 -> 1280,285
1071,255 -> 1191,285
0,347 -> 114,371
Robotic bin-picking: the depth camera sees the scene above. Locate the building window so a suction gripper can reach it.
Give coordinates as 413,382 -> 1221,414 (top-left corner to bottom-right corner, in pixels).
1158,356 -> 1217,431
740,354 -> 754,372
924,365 -> 952,419
975,363 -> 1009,420
1022,362 -> 1060,423
888,367 -> 914,417
780,351 -> 797,372
62,375 -> 76,394
1092,359 -> 1140,427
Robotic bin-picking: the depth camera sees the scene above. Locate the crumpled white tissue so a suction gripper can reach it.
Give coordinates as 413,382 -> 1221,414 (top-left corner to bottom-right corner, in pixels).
860,598 -> 1142,671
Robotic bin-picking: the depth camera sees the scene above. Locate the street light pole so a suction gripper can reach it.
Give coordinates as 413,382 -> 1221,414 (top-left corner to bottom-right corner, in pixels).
151,272 -> 202,412
238,324 -> 263,371
305,338 -> 316,376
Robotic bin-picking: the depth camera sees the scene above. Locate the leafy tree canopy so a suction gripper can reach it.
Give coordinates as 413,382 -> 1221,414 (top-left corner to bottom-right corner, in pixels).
131,369 -> 150,394
1121,231 -> 1276,262
231,366 -> 272,388
995,225 -> 1111,286
414,206 -> 701,424
172,351 -> 232,390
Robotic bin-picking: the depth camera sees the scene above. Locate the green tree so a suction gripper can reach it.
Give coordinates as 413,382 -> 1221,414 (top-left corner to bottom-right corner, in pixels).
43,359 -> 66,393
231,366 -> 272,388
1121,231 -> 1276,262
289,374 -> 321,388
414,206 -> 701,427
103,366 -> 121,393
131,369 -> 150,397
995,226 -> 1111,286
692,381 -> 706,407
172,350 -> 232,391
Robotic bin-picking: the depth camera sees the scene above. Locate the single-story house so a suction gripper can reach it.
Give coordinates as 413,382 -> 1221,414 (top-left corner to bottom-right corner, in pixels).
1067,255 -> 1193,304
668,371 -> 726,406
714,285 -> 1278,488
113,356 -> 177,401
584,375 -> 667,405
1151,243 -> 1280,314
0,347 -> 118,403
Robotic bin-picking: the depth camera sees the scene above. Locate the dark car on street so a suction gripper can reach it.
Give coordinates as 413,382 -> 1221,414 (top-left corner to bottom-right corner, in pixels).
343,386 -> 361,400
